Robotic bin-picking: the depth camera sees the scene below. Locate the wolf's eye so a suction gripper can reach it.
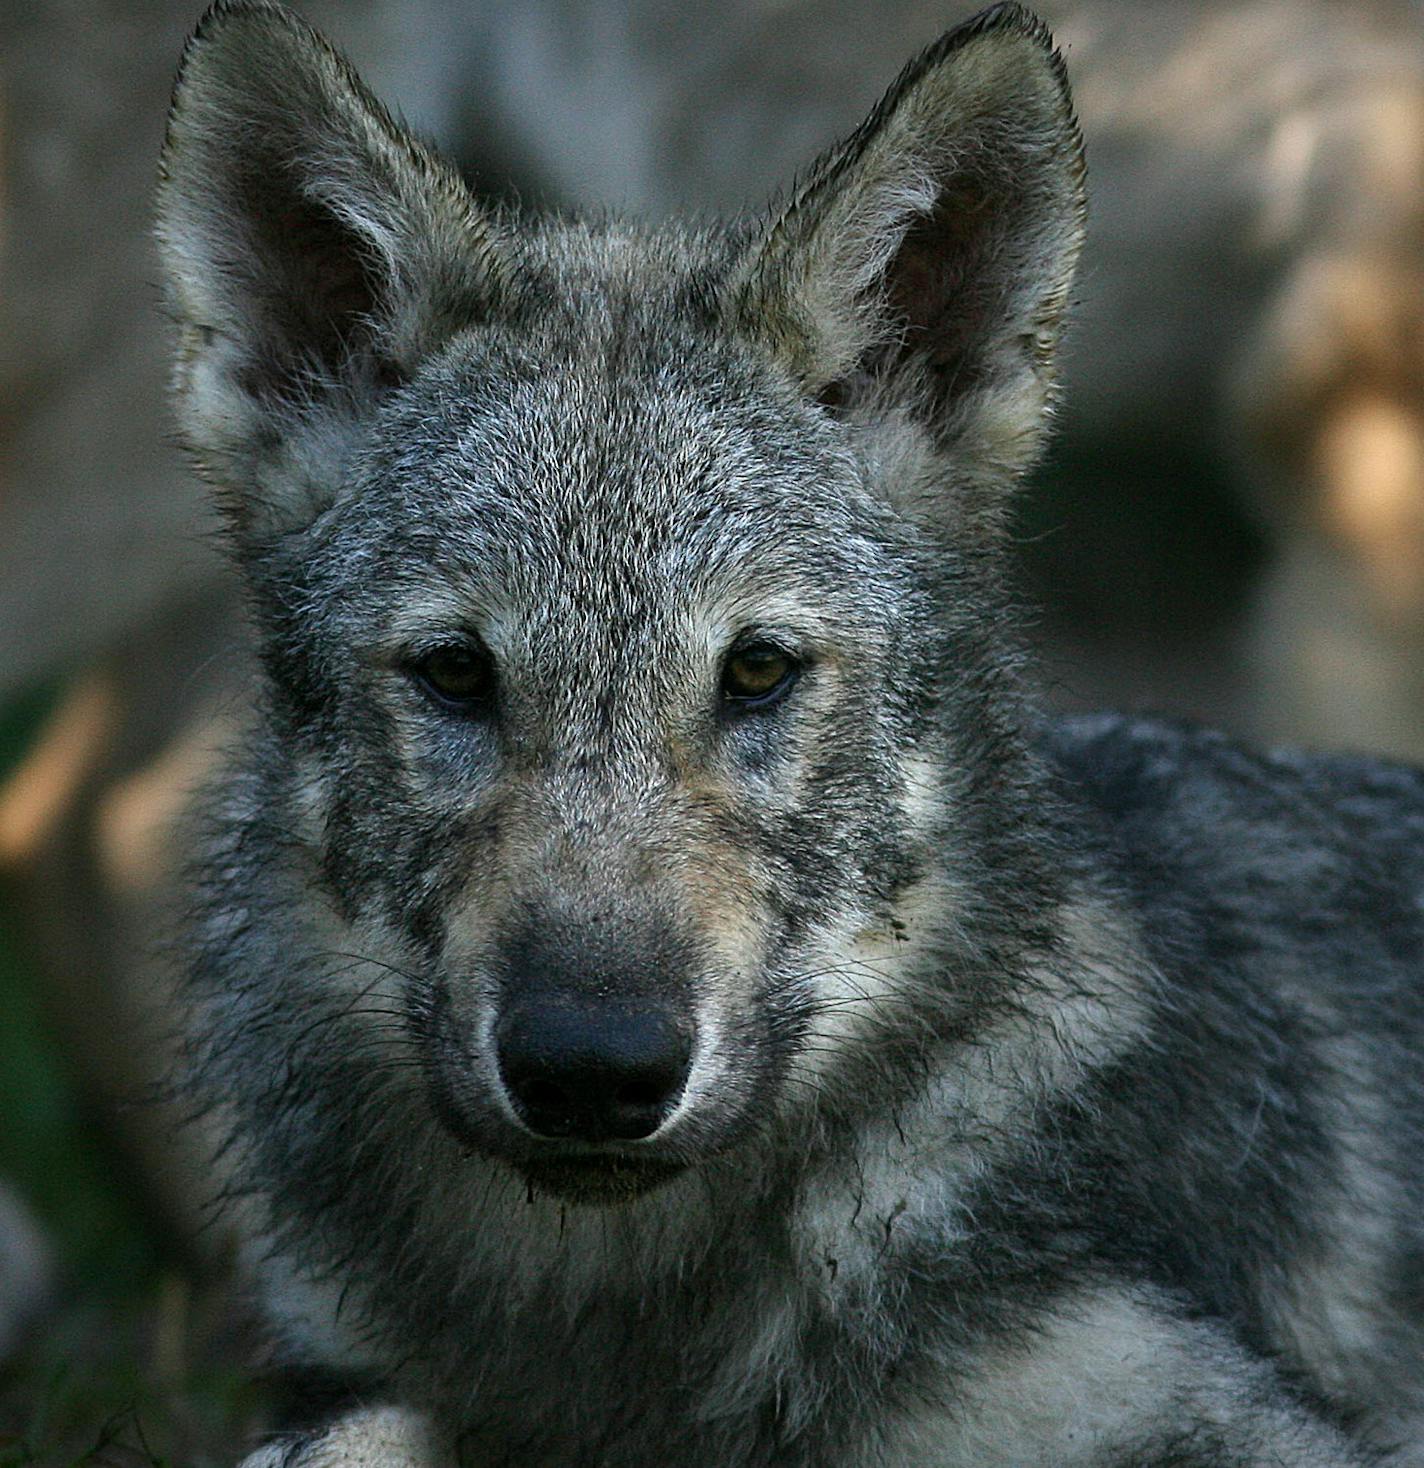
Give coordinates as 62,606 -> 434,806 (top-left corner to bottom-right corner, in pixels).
411,642 -> 496,711
721,642 -> 799,710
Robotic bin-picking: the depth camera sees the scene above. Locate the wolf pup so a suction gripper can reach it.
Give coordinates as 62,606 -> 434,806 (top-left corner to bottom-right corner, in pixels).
155,2 -> 1424,1463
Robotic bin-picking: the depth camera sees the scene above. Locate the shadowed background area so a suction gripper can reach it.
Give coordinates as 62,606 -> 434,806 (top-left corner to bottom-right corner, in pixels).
2,1 -> 1423,1460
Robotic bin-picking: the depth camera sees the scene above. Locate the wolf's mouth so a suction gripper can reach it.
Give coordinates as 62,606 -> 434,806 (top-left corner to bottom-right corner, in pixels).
517,1154 -> 686,1206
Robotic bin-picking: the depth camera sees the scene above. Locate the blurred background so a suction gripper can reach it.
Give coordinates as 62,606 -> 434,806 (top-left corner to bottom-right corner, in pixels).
3,0 -> 1423,1460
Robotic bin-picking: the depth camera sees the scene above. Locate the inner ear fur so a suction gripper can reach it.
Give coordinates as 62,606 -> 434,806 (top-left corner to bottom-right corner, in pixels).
156,0 -> 505,536
732,3 -> 1086,492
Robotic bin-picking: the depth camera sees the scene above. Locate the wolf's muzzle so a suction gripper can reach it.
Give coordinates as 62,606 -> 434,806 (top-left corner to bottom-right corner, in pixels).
495,996 -> 692,1142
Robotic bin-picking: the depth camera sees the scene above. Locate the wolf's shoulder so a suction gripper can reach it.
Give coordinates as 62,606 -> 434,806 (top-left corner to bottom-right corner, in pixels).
1044,710 -> 1424,822
1039,710 -> 1424,941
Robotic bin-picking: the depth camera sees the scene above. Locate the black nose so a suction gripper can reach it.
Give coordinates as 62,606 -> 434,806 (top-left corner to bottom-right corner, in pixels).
496,998 -> 692,1142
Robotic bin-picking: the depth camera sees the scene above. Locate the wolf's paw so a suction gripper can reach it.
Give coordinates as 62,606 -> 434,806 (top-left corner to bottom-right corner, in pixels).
240,1405 -> 440,1468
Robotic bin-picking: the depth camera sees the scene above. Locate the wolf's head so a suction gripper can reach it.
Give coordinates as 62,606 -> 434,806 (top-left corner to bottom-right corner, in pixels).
158,1 -> 1083,1205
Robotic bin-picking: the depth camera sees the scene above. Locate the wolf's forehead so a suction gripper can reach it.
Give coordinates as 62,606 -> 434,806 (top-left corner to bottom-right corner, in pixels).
380,346 -> 871,592
440,325 -> 820,492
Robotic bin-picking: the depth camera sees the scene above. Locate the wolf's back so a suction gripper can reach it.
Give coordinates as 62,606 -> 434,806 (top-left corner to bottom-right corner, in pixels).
1039,711 -> 1424,1439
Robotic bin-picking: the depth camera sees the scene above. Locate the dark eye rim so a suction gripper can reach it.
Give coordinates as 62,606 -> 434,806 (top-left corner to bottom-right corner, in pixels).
407,639 -> 497,712
720,637 -> 803,712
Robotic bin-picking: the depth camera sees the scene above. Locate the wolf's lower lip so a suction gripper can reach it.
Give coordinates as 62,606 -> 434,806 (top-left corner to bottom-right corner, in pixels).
517,1155 -> 685,1206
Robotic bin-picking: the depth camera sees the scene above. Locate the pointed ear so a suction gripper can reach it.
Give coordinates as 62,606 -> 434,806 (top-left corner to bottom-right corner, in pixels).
730,3 -> 1084,523
156,0 -> 506,540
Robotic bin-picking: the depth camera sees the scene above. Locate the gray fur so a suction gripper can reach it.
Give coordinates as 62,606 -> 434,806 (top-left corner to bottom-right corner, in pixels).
156,4 -> 1424,1464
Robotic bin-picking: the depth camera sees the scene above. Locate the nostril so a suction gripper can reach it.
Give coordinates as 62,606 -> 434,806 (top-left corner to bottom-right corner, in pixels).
495,998 -> 692,1143
614,1078 -> 666,1108
521,1078 -> 573,1113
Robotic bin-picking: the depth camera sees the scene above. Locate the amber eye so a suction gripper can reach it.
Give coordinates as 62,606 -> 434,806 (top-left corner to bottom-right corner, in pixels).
721,641 -> 799,709
411,642 -> 496,710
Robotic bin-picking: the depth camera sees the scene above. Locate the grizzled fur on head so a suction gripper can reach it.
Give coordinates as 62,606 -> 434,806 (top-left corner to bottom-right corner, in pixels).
158,0 -> 1083,548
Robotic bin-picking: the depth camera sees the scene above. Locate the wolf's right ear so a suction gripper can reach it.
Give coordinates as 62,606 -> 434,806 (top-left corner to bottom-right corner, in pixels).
157,1 -> 505,541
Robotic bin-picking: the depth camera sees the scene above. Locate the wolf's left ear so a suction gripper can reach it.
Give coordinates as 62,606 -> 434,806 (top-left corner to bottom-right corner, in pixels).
731,3 -> 1084,526
157,1 -> 506,542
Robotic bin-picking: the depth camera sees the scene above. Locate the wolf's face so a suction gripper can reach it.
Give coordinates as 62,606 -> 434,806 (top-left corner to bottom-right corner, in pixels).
158,4 -> 1082,1202
264,278 -> 950,1199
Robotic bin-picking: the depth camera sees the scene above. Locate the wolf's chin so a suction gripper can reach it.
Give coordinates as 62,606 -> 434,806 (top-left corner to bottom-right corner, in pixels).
516,1156 -> 687,1206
